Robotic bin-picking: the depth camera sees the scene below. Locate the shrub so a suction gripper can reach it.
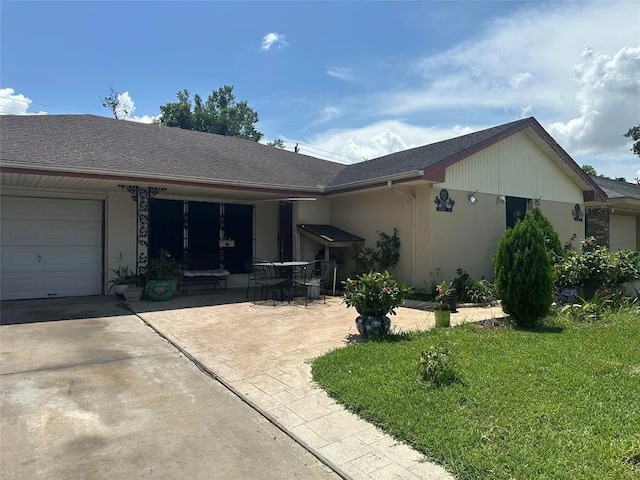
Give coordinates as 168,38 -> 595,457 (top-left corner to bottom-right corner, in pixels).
353,228 -> 401,275
529,207 -> 563,260
452,268 -> 473,300
419,346 -> 459,386
494,210 -> 553,327
468,279 -> 498,306
342,271 -> 413,316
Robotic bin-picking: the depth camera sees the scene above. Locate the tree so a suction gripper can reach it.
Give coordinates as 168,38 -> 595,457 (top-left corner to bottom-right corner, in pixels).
581,164 -> 597,176
157,86 -> 263,142
529,207 -> 562,260
100,87 -> 128,119
624,124 -> 640,157
494,210 -> 553,328
267,139 -> 285,149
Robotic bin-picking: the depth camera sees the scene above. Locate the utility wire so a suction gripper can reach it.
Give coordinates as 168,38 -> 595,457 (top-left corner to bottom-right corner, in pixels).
0,95 -> 87,114
278,140 -> 362,163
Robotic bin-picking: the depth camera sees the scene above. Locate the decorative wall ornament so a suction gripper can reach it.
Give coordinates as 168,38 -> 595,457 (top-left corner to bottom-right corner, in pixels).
572,204 -> 584,222
118,185 -> 167,274
434,188 -> 455,212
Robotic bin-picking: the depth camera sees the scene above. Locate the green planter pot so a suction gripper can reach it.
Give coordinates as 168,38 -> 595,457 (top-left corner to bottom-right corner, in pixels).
355,315 -> 391,338
146,280 -> 176,301
434,310 -> 451,327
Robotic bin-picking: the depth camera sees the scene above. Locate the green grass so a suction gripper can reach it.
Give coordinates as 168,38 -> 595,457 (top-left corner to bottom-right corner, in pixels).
312,311 -> 640,479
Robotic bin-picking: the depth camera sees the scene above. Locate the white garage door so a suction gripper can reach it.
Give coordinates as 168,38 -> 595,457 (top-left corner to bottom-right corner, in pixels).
610,214 -> 637,252
1,196 -> 103,300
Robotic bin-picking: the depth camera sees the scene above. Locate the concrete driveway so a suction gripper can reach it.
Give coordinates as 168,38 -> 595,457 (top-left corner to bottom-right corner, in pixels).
0,297 -> 339,480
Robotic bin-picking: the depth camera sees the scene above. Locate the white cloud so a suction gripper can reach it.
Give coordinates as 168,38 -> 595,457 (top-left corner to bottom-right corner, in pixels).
261,32 -> 287,51
547,45 -> 640,157
510,72 -> 532,88
326,66 -> 356,82
0,87 -> 47,115
116,91 -> 157,124
305,120 -> 474,163
317,106 -> 343,124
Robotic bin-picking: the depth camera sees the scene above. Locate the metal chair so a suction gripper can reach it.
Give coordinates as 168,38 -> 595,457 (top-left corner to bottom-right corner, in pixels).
249,258 -> 287,305
297,260 -> 329,306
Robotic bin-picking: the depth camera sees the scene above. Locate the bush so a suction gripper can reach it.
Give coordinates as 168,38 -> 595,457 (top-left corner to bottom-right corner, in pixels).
494,210 -> 553,327
467,279 -> 498,306
342,271 -> 413,316
353,228 -> 401,275
452,268 -> 473,300
419,346 -> 459,386
529,207 -> 563,260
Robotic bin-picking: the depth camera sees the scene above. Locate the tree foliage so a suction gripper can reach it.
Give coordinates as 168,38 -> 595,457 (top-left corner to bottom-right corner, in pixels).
624,124 -> 640,157
581,164 -> 597,176
529,207 -> 563,260
100,87 -> 128,119
494,210 -> 553,327
157,86 -> 263,142
267,138 -> 285,149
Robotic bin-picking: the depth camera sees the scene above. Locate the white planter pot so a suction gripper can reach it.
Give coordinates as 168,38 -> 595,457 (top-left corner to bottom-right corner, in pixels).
113,284 -> 129,298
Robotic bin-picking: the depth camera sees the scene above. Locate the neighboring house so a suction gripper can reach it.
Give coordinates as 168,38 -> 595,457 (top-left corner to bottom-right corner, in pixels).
586,175 -> 640,251
0,114 -> 604,300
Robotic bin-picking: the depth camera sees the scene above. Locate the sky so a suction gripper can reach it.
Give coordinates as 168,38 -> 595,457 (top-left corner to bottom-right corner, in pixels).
1,1 -> 639,181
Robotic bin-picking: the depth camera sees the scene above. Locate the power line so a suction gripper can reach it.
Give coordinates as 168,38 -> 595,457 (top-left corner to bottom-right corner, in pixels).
0,95 -> 86,114
279,140 -> 363,163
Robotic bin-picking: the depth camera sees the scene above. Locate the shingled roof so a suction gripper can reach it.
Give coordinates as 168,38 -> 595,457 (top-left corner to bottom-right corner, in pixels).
326,118 -> 534,189
0,114 -> 602,198
0,114 -> 345,192
590,175 -> 640,199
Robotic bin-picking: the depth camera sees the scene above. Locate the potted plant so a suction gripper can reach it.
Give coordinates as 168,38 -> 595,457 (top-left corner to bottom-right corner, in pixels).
123,273 -> 145,302
342,271 -> 412,337
107,253 -> 134,298
433,288 -> 451,327
145,251 -> 183,301
437,280 -> 457,313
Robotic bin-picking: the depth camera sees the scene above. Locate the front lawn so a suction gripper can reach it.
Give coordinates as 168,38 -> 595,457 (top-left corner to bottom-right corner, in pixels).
312,312 -> 640,479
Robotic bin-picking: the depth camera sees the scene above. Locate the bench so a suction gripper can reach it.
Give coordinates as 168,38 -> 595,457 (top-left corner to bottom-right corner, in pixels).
180,269 -> 230,293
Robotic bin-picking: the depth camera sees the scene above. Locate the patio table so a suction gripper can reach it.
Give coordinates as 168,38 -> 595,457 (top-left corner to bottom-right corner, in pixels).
253,261 -> 309,301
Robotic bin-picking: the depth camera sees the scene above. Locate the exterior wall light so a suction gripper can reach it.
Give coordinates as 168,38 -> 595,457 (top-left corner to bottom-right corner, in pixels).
496,195 -> 506,204
468,191 -> 478,204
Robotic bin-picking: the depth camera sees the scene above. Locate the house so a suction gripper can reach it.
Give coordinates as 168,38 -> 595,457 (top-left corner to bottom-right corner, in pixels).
586,175 -> 640,251
0,114 -> 604,300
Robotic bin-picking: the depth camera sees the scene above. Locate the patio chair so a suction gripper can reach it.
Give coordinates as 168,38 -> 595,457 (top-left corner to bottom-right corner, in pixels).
248,258 -> 287,305
296,259 -> 329,306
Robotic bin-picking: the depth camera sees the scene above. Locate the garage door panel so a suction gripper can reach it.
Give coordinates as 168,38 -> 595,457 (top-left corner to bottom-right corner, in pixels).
1,196 -> 103,300
1,197 -> 101,222
1,272 -> 102,300
2,220 -> 101,246
43,248 -> 102,269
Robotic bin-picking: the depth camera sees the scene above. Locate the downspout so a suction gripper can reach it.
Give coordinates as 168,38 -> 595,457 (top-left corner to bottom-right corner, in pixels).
387,180 -> 416,287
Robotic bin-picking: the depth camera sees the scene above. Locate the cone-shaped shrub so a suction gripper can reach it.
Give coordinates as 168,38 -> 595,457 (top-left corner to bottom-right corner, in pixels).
494,210 -> 553,327
529,207 -> 563,260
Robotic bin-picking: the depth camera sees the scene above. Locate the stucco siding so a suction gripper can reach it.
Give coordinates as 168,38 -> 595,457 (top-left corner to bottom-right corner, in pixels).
105,191 -> 138,286
429,189 -> 504,282
254,202 -> 279,261
329,188 -> 413,285
537,200 -> 585,251
610,214 -> 637,251
437,131 -> 584,204
295,198 -> 331,261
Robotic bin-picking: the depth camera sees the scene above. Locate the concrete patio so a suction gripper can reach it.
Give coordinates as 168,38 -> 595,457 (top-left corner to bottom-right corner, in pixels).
128,290 -> 506,480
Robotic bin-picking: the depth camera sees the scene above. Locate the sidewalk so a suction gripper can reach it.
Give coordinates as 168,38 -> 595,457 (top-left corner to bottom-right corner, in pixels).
130,292 -> 505,480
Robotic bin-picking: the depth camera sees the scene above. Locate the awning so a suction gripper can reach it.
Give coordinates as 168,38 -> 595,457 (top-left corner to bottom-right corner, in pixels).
297,224 -> 365,248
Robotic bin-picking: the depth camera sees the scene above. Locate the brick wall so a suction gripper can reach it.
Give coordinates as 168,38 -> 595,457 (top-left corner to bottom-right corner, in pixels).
585,207 -> 610,247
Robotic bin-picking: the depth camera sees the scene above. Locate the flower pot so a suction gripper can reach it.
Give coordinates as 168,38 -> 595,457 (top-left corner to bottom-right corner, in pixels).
123,286 -> 144,302
445,294 -> 458,313
113,284 -> 129,298
434,310 -> 451,327
355,315 -> 391,338
146,280 -> 176,301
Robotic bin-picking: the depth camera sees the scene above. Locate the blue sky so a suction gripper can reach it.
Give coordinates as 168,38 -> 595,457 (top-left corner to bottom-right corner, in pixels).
2,1 -> 639,180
